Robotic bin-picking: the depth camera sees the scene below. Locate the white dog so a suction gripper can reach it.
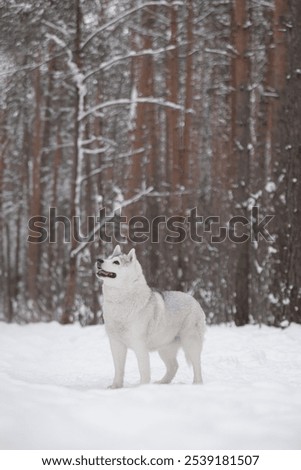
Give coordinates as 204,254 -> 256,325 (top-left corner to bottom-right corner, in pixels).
96,245 -> 206,388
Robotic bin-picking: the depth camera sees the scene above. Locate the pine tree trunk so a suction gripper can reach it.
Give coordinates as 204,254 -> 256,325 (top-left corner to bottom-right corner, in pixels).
27,65 -> 42,308
273,0 -> 301,325
230,0 -> 251,326
62,0 -> 82,324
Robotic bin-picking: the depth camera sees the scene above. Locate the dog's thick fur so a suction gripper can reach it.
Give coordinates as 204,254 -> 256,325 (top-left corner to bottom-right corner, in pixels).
96,245 -> 206,388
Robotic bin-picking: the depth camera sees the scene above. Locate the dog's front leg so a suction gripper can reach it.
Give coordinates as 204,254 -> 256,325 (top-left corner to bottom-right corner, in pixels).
108,337 -> 127,389
132,342 -> 151,385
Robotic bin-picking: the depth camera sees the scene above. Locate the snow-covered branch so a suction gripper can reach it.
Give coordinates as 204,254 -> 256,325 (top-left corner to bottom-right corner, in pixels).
0,51 -> 67,78
42,20 -> 71,37
84,45 -> 176,81
205,48 -> 231,57
82,1 -> 184,49
79,164 -> 112,184
82,146 -> 110,155
70,186 -> 153,258
46,33 -> 68,51
79,148 -> 144,184
79,98 -> 184,121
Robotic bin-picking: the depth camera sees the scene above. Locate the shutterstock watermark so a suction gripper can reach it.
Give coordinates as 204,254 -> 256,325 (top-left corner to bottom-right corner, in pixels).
27,206 -> 275,245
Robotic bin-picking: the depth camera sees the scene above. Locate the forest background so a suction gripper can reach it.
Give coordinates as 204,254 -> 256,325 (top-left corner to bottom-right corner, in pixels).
0,0 -> 300,327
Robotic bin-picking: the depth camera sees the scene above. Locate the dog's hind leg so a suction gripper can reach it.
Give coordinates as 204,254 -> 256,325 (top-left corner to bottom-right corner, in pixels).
156,341 -> 179,384
180,335 -> 203,384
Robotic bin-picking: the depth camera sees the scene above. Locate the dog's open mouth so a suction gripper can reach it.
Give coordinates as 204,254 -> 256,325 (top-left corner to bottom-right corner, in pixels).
97,269 -> 116,279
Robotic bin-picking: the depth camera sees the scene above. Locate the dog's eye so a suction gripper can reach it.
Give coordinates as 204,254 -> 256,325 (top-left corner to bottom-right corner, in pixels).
113,260 -> 120,265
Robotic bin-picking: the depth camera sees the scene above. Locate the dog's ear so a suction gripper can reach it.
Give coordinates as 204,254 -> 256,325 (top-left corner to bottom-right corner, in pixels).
112,244 -> 121,257
128,248 -> 136,262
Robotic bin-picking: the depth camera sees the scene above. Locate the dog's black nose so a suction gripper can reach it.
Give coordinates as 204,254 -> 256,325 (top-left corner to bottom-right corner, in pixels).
97,258 -> 104,264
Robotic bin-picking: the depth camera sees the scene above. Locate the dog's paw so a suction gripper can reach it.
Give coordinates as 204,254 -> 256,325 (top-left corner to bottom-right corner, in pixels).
107,383 -> 123,389
155,379 -> 171,385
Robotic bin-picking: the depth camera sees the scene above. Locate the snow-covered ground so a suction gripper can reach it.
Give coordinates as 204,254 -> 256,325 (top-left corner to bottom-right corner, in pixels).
0,322 -> 300,450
